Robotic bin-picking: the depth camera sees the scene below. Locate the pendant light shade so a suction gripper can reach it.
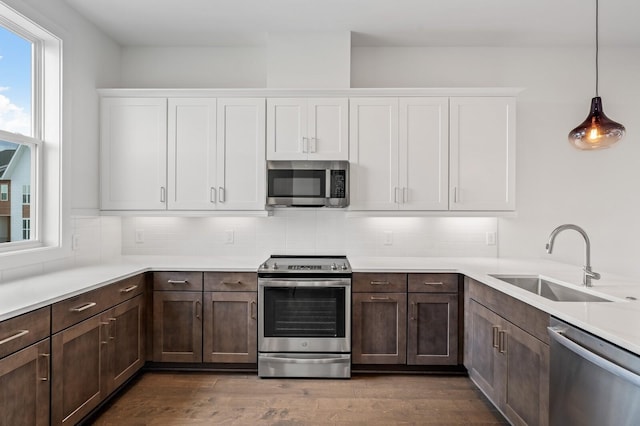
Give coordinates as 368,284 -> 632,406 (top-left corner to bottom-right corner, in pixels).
568,0 -> 625,150
568,97 -> 625,149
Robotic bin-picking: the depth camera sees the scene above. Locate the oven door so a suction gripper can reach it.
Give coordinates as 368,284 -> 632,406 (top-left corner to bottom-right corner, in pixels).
258,279 -> 351,353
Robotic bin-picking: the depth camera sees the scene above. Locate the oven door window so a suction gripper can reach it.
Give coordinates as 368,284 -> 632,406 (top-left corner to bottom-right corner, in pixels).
268,169 -> 326,198
263,287 -> 346,338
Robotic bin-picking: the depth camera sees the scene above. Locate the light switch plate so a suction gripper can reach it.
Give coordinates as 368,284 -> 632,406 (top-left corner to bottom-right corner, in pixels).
135,229 -> 144,244
225,229 -> 234,244
486,231 -> 497,246
384,230 -> 393,246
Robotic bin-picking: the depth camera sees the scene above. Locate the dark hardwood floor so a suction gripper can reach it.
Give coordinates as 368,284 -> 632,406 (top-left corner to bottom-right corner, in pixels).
90,372 -> 507,425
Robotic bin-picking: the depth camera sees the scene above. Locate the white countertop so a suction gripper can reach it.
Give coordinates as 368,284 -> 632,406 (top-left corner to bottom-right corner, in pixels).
2,255 -> 640,357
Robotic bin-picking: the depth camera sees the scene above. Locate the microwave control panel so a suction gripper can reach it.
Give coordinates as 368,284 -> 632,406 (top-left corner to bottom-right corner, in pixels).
330,170 -> 346,198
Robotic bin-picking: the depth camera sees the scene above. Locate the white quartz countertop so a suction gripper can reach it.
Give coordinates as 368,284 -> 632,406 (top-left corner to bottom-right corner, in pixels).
2,255 -> 640,357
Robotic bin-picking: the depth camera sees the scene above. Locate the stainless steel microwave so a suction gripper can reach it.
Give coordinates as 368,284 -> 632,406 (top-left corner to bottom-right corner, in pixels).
266,161 -> 349,208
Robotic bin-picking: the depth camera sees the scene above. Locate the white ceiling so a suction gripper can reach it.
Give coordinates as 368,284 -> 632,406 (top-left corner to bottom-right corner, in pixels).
63,0 -> 640,47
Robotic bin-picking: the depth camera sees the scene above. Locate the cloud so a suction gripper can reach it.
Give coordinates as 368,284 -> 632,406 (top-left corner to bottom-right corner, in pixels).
0,87 -> 9,92
0,94 -> 30,136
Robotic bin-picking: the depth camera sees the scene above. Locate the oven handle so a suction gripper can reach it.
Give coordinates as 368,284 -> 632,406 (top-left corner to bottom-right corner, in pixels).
259,279 -> 351,288
259,355 -> 350,364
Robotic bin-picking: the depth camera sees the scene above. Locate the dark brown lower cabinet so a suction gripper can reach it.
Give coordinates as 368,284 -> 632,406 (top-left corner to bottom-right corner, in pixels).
103,295 -> 145,394
467,299 -> 549,426
0,339 -> 50,426
203,291 -> 257,363
52,314 -> 107,425
407,293 -> 458,365
152,291 -> 202,362
352,292 -> 407,364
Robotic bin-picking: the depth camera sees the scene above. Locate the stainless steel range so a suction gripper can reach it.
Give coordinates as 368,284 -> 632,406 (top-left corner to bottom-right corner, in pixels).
257,255 -> 352,378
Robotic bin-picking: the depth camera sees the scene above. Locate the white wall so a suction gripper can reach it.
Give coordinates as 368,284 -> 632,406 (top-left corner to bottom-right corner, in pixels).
0,0 -> 122,280
352,46 -> 640,279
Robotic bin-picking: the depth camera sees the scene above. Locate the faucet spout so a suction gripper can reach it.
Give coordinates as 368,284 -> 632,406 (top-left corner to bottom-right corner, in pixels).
545,224 -> 600,287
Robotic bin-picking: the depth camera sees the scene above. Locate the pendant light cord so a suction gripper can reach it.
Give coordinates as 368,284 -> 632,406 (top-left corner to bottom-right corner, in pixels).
595,0 -> 599,97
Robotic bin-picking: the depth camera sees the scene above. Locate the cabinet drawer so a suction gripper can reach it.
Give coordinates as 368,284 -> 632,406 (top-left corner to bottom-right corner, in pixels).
408,274 -> 459,293
0,307 -> 50,359
109,274 -> 146,304
204,272 -> 257,292
52,286 -> 112,333
153,272 -> 203,291
353,273 -> 407,293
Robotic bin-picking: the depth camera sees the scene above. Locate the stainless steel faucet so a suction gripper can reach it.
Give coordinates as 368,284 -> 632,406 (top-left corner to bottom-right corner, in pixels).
545,224 -> 601,287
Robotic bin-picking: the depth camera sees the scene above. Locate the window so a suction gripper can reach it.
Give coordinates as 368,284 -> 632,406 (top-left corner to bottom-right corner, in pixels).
0,183 -> 7,201
0,2 -> 60,253
22,184 -> 29,204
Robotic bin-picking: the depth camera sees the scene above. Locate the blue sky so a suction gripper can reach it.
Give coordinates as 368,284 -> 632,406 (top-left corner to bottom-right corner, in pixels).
0,24 -> 32,137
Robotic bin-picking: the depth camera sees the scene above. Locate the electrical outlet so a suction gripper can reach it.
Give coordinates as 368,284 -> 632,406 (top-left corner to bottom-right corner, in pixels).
384,230 -> 393,246
486,231 -> 497,246
135,229 -> 144,244
225,229 -> 234,244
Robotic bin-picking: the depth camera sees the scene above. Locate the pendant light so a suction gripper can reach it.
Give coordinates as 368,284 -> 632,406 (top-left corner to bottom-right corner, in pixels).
568,0 -> 625,150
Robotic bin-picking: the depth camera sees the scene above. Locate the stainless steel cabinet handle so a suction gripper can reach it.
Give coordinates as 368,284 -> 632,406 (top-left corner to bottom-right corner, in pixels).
492,326 -> 500,348
498,330 -> 507,353
222,281 -> 242,285
70,302 -> 97,312
410,302 -> 417,321
250,300 -> 257,320
38,353 -> 50,382
370,296 -> 391,301
0,329 -> 29,345
119,284 -> 138,293
302,137 -> 309,153
195,300 -> 201,320
160,187 -> 166,203
100,321 -> 110,345
453,187 -> 459,203
310,137 -> 317,153
219,187 -> 225,203
370,281 -> 390,286
109,318 -> 117,340
210,187 -> 216,203
423,282 -> 444,286
394,187 -> 400,203
167,280 -> 188,285
403,187 -> 408,204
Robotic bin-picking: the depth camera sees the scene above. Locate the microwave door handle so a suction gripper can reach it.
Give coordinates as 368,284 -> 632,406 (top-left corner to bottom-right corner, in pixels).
326,169 -> 331,198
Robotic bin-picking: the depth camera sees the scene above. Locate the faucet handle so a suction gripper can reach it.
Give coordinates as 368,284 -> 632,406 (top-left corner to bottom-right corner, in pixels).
584,267 -> 601,281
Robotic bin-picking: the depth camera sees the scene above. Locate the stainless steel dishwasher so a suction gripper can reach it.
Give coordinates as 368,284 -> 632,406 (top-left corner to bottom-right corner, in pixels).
548,318 -> 640,426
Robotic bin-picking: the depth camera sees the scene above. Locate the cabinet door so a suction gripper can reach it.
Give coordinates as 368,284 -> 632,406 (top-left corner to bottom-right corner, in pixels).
399,97 -> 449,210
203,292 -> 257,363
349,97 -> 400,210
100,97 -> 167,210
407,293 -> 458,365
52,315 -> 107,425
450,97 -> 516,211
267,98 -> 307,160
0,339 -> 50,426
104,295 -> 145,395
167,98 -> 217,210
467,299 -> 503,405
152,291 -> 202,363
307,98 -> 349,160
352,292 -> 407,364
216,98 -> 266,210
502,322 -> 549,426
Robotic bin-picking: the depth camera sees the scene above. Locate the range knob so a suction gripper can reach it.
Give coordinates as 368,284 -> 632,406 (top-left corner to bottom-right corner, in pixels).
260,262 -> 268,269
341,263 -> 348,270
272,262 -> 279,270
331,262 -> 338,270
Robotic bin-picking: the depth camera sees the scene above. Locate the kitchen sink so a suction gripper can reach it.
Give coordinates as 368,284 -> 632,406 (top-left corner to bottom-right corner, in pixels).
489,274 -> 614,302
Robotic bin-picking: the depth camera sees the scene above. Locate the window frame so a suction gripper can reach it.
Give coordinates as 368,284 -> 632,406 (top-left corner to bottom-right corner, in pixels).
0,1 -> 61,256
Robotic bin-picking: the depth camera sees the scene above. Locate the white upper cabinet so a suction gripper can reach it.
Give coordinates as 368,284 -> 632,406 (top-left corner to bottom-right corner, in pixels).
450,97 -> 516,211
267,98 -> 348,160
101,96 -> 266,212
168,98 -> 217,210
216,98 -> 266,210
399,97 -> 449,211
101,98 -> 168,210
349,97 -> 449,211
349,97 -> 400,210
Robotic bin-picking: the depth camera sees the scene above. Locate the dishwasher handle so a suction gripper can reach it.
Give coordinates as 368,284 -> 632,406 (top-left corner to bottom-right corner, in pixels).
548,326 -> 640,388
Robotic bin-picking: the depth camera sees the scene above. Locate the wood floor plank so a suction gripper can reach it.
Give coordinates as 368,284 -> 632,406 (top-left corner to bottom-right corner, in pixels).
90,372 -> 508,425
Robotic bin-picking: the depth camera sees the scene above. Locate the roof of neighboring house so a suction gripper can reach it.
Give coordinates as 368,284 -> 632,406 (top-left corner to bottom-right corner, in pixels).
0,149 -> 17,178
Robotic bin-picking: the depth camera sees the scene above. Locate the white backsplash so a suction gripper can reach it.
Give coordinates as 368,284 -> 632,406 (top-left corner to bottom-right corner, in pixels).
121,211 -> 498,258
